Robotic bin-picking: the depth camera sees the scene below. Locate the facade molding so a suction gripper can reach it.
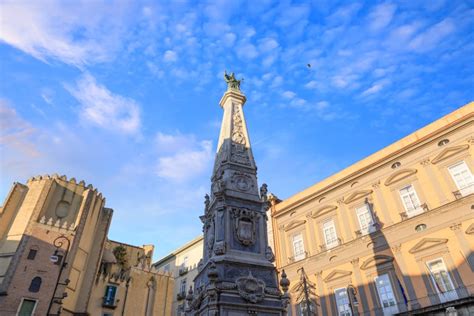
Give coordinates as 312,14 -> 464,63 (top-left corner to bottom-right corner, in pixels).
431,144 -> 470,164
344,189 -> 373,204
408,238 -> 448,254
360,255 -> 394,270
384,168 -> 418,186
310,205 -> 338,218
323,269 -> 352,283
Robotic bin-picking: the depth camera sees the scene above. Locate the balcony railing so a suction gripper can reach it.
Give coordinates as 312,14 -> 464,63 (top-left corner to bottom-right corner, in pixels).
399,203 -> 429,221
320,238 -> 342,252
453,184 -> 474,199
178,266 -> 189,276
176,291 -> 186,301
102,297 -> 119,309
288,251 -> 309,263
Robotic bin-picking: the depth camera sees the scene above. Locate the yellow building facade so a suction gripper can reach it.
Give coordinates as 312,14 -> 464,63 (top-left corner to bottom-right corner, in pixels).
0,175 -> 173,315
153,236 -> 203,316
271,102 -> 474,315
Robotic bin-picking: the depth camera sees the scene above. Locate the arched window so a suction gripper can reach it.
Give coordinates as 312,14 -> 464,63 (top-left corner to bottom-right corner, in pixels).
29,277 -> 42,293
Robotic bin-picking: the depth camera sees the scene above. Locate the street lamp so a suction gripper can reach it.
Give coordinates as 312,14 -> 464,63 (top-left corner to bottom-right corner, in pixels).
47,235 -> 71,316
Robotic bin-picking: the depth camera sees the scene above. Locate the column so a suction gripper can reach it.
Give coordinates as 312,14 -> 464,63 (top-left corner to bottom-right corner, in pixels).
371,181 -> 393,226
419,158 -> 446,206
391,244 -> 420,309
305,213 -> 318,256
278,225 -> 288,265
315,271 -> 327,316
350,258 -> 369,316
450,222 -> 474,272
336,199 -> 354,243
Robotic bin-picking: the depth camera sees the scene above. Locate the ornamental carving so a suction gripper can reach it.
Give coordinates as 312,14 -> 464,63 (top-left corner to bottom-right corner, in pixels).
265,246 -> 275,262
231,208 -> 259,246
236,272 -> 266,303
232,104 -> 246,146
230,172 -> 254,192
214,241 -> 226,255
231,143 -> 250,165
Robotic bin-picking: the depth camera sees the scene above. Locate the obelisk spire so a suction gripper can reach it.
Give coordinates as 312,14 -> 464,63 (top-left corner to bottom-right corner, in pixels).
188,74 -> 288,315
213,72 -> 256,183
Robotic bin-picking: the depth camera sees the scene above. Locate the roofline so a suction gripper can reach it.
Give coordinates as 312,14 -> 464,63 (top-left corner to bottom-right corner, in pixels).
274,101 -> 474,217
108,239 -> 152,251
153,235 -> 204,265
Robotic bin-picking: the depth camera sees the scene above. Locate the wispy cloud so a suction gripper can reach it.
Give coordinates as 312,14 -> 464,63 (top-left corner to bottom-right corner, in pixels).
368,3 -> 396,31
0,1 -> 131,67
0,99 -> 39,158
65,73 -> 141,134
155,132 -> 213,182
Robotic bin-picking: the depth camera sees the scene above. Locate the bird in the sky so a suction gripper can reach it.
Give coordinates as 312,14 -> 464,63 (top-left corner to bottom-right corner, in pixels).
307,63 -> 311,68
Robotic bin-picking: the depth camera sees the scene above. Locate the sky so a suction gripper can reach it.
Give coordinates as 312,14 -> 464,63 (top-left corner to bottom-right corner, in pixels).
1,0 -> 473,260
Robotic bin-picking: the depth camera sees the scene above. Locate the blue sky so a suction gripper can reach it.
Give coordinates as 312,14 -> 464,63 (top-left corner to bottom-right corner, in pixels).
1,1 -> 473,259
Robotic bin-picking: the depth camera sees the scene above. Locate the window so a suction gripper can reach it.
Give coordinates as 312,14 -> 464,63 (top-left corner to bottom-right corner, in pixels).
292,233 -> 305,261
399,185 -> 422,216
103,285 -> 117,306
17,299 -> 37,316
27,249 -> 37,260
28,277 -> 42,293
334,288 -> 352,316
448,161 -> 474,196
356,205 -> 375,235
323,220 -> 338,249
296,301 -> 315,316
375,274 -> 398,314
180,278 -> 187,295
427,258 -> 457,303
163,264 -> 170,273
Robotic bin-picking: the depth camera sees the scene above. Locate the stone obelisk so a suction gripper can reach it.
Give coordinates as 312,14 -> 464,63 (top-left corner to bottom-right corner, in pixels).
186,73 -> 289,315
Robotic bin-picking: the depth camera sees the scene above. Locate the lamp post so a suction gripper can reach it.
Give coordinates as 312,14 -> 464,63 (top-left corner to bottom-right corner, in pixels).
47,235 -> 71,316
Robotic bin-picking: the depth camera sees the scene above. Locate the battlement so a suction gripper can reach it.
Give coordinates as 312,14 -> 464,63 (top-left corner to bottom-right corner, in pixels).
26,173 -> 102,196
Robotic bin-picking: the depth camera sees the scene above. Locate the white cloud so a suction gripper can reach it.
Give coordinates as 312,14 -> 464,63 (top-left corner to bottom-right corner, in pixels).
259,38 -> 279,53
236,42 -> 258,59
65,73 -> 141,134
409,18 -> 455,52
282,91 -> 296,99
0,1 -> 129,67
304,80 -> 317,89
223,33 -> 236,47
155,132 -> 212,182
369,3 -> 396,31
361,83 -> 384,96
163,50 -> 178,62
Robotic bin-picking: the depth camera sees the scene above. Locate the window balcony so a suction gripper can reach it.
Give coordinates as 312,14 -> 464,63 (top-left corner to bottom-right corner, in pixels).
320,238 -> 342,252
102,297 -> 119,309
355,223 -> 380,237
399,203 -> 429,221
288,251 -> 309,263
453,184 -> 474,199
177,291 -> 186,301
178,266 -> 189,276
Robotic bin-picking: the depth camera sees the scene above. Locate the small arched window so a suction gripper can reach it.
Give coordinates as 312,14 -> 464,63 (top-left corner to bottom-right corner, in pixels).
29,277 -> 42,293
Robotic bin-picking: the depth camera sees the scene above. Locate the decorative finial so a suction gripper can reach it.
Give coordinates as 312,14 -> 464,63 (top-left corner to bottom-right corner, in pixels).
224,70 -> 242,91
